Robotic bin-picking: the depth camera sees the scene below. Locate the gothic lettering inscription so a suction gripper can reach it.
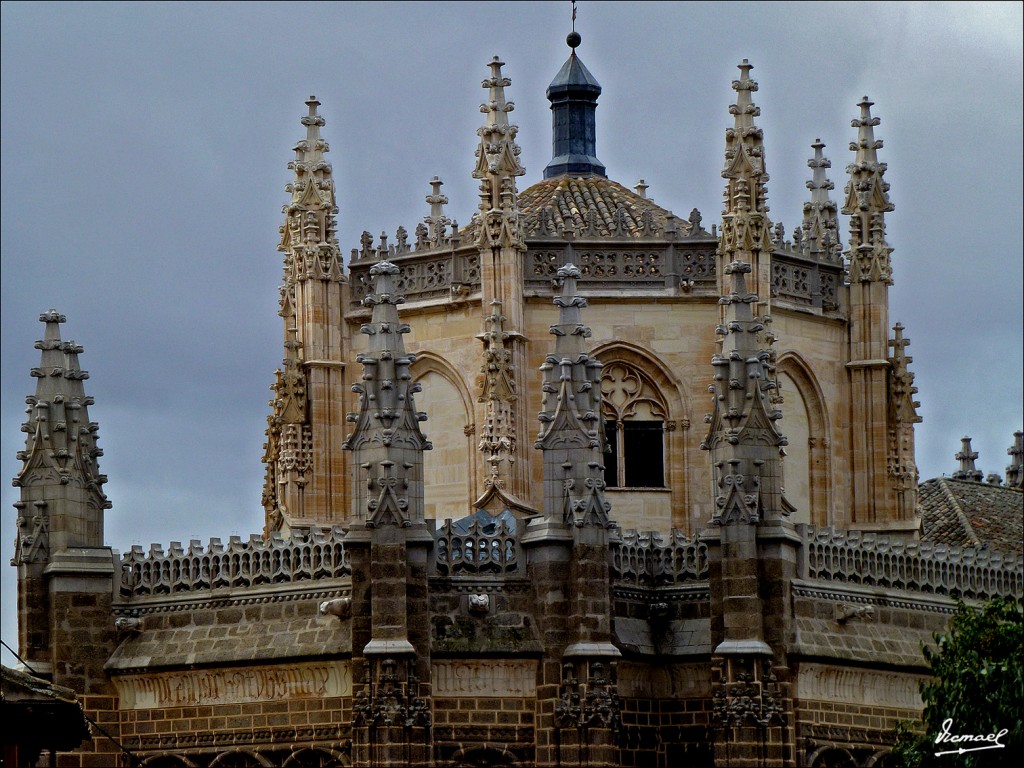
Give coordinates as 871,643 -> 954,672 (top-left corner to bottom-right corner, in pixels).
797,663 -> 923,710
617,662 -> 711,699
432,660 -> 536,698
114,661 -> 351,709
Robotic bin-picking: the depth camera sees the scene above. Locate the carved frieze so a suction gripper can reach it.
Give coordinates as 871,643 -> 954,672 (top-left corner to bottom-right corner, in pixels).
432,659 -> 537,698
113,660 -> 351,709
797,663 -> 923,710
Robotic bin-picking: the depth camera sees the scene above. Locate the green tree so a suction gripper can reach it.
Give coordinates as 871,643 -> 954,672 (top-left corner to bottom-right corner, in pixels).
892,597 -> 1023,767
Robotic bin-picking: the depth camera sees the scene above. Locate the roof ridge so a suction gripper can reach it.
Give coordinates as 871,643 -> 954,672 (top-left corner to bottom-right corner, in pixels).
936,477 -> 984,549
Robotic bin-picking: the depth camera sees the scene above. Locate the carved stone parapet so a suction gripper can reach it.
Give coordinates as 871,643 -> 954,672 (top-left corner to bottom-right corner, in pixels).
118,525 -> 350,598
802,525 -> 1023,600
610,528 -> 708,586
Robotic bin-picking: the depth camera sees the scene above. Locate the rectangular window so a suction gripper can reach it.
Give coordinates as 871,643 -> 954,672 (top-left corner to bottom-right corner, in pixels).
623,420 -> 664,487
603,420 -> 665,488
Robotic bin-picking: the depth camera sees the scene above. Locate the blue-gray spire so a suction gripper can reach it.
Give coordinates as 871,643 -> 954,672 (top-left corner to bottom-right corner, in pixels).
543,31 -> 606,179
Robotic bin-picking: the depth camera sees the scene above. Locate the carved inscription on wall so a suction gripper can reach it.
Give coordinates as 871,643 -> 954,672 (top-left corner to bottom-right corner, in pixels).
797,663 -> 923,710
114,661 -> 351,709
432,660 -> 537,698
617,661 -> 711,699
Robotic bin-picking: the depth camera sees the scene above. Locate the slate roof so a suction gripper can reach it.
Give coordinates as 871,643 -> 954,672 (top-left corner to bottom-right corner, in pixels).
919,477 -> 1023,556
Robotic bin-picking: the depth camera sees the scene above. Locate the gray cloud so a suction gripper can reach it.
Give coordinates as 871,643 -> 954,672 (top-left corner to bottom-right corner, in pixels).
2,1 -> 1021,658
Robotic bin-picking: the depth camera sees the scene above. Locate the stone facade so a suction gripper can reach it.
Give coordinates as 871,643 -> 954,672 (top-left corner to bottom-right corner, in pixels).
9,33 -> 1023,768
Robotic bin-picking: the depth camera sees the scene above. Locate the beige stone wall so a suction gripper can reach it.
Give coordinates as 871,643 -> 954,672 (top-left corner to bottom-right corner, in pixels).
350,287 -> 861,534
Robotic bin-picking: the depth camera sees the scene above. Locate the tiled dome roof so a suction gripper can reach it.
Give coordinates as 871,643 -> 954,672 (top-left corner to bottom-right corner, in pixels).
517,175 -> 688,239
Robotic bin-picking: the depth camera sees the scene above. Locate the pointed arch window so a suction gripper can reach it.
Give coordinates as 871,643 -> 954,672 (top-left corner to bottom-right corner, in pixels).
600,361 -> 667,488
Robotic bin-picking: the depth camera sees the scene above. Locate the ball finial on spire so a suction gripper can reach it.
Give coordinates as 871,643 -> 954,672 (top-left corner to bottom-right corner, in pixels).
567,0 -> 580,48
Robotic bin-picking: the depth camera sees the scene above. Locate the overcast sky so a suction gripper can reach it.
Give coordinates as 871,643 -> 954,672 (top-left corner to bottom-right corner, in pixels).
2,1 -> 1021,661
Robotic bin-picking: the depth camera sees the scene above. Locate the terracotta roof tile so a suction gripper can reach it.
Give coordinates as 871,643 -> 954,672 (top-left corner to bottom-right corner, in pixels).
919,477 -> 1023,556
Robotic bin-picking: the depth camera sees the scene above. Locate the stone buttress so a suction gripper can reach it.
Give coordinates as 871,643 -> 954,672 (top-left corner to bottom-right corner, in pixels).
842,97 -> 921,533
705,107 -> 801,761
263,96 -> 350,534
529,263 -> 621,767
342,261 -> 433,767
472,57 -> 533,512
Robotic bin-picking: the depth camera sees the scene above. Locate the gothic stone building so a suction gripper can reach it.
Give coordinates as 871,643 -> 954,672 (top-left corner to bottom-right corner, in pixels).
10,34 -> 1024,768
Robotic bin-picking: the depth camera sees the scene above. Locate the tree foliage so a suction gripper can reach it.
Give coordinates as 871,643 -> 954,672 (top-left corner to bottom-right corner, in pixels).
892,597 -> 1023,767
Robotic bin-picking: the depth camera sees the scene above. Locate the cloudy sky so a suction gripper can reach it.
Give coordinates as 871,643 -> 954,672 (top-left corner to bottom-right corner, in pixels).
1,1 -> 1021,659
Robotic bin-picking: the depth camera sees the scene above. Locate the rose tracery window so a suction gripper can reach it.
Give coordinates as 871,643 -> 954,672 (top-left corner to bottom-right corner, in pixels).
600,361 -> 667,488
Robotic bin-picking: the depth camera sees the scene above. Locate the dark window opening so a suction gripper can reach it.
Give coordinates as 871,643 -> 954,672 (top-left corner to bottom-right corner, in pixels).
603,419 -> 665,488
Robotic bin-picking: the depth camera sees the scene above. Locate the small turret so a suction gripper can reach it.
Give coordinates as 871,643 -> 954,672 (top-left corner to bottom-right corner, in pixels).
14,310 -> 110,556
952,436 -> 983,483
543,28 -> 606,179
13,311 -> 114,684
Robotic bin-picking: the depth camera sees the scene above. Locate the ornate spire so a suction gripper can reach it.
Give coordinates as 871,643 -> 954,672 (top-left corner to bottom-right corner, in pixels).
702,262 -> 790,524
542,27 -> 606,179
842,96 -> 894,284
279,96 -> 343,283
344,262 -> 431,527
801,138 -> 841,262
13,311 -> 110,562
952,436 -> 983,483
535,264 -> 611,527
264,96 -> 346,533
423,176 -> 451,245
1006,431 -> 1023,488
719,60 -> 773,300
474,56 -> 526,250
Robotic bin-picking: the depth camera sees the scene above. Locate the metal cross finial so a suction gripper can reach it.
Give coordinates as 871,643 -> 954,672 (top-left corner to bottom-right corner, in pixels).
572,0 -> 577,31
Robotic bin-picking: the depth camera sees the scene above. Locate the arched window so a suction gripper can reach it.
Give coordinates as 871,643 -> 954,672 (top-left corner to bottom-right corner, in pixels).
600,360 -> 668,488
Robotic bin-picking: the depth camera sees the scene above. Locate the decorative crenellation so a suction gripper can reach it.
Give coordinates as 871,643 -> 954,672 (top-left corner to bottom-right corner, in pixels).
433,516 -> 520,576
117,525 -> 350,598
951,436 -> 983,482
349,249 -> 479,306
842,96 -> 894,285
802,526 -> 1023,600
610,529 -> 708,585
